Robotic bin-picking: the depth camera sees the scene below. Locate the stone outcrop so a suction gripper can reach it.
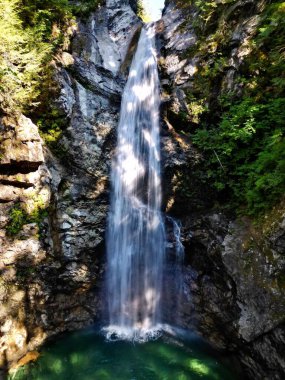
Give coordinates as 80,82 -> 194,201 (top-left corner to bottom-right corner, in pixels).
0,115 -> 52,368
172,212 -> 285,379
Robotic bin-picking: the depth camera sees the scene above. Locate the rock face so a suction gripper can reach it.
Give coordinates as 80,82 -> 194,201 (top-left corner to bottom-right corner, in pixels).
173,212 -> 285,379
1,1 -> 284,379
49,0 -> 141,264
0,115 -> 52,368
0,0 -> 141,370
160,1 -> 285,379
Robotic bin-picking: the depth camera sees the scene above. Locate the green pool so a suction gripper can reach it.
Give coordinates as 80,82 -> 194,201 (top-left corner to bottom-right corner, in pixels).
10,327 -> 239,380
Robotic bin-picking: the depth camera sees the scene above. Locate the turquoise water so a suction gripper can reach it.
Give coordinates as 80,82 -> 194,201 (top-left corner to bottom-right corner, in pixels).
10,328 -> 239,380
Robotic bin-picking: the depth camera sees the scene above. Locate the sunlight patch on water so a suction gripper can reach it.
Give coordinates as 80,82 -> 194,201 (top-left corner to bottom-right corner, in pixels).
188,359 -> 211,375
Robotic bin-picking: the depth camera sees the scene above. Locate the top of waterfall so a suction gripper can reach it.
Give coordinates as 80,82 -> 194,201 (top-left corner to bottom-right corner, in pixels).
141,0 -> 164,22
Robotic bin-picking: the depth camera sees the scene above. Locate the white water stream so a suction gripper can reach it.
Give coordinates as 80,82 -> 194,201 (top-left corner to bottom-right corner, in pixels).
105,24 -> 165,341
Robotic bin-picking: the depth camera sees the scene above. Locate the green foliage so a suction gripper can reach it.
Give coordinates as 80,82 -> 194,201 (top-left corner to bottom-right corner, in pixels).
192,0 -> 234,23
192,97 -> 285,215
20,0 -> 72,35
177,0 -> 235,28
137,0 -> 151,22
6,202 -> 48,236
177,0 -> 285,215
6,205 -> 27,236
71,0 -> 103,17
246,132 -> 285,213
0,0 -> 72,114
0,0 -> 51,113
37,108 -> 68,157
0,0 -> 102,115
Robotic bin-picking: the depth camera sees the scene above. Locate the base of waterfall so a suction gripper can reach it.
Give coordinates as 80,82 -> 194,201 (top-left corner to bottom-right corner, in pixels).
103,323 -> 206,343
8,326 -> 240,380
103,324 -> 163,343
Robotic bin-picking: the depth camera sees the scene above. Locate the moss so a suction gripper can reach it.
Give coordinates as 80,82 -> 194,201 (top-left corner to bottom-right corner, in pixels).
6,205 -> 27,236
37,109 -> 69,158
39,125 -> 67,158
6,202 -> 49,237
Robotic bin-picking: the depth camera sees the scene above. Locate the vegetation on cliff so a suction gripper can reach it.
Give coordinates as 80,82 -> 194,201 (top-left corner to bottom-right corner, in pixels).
0,0 -> 102,115
136,0 -> 151,22
176,0 -> 285,215
1,0 -> 284,216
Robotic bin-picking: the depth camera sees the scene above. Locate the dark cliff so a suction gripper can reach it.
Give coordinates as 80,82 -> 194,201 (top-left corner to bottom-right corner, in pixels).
159,1 -> 285,379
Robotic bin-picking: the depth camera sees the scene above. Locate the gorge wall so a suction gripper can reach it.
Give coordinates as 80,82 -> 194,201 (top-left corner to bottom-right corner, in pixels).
0,0 -> 284,379
0,0 -> 142,371
159,1 -> 285,379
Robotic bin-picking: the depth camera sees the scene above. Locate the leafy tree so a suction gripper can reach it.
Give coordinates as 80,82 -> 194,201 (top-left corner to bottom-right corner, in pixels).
0,0 -> 52,113
0,0 -> 103,115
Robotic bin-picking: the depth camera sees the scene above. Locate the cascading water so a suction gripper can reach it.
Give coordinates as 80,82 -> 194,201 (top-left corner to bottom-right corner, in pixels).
162,217 -> 185,326
105,23 -> 165,341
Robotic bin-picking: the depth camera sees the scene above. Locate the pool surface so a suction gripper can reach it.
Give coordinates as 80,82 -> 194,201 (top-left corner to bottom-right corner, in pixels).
10,327 -> 239,380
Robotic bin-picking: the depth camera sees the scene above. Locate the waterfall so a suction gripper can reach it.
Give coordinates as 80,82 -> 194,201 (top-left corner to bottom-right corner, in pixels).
105,23 -> 165,341
169,217 -> 184,261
